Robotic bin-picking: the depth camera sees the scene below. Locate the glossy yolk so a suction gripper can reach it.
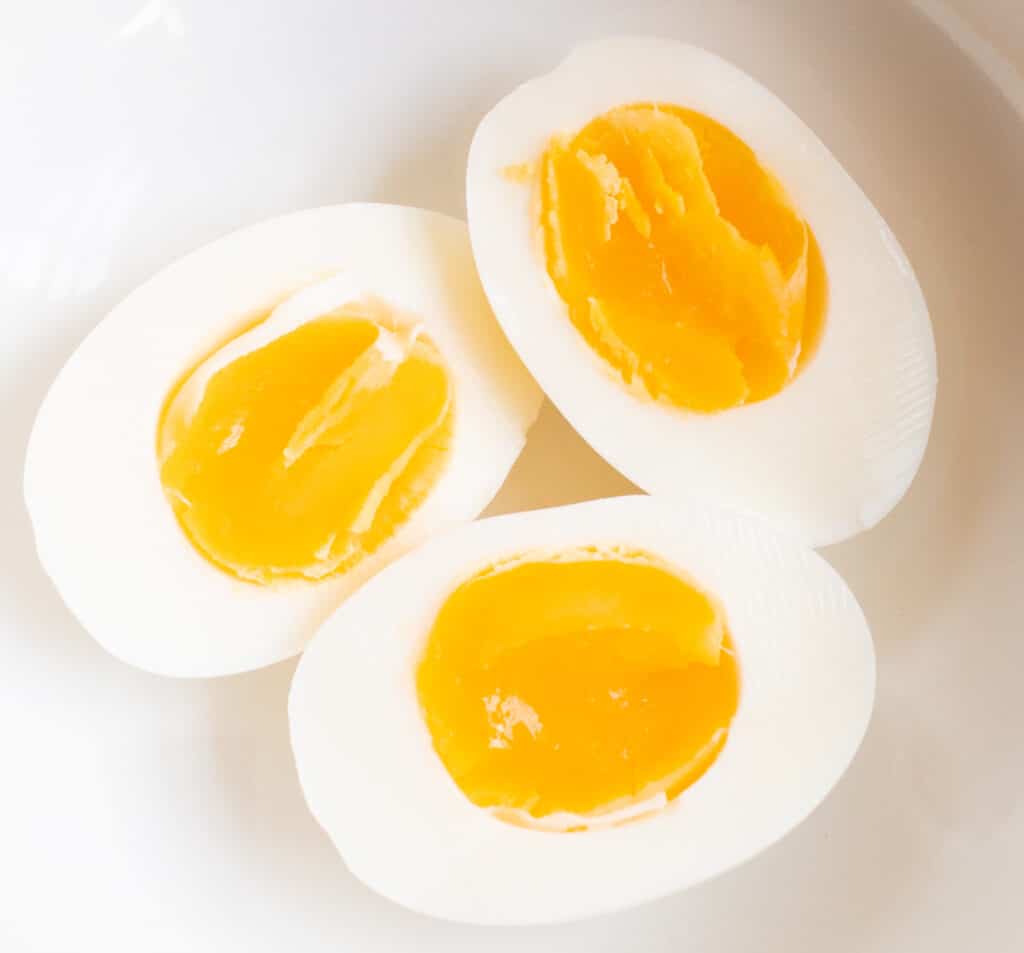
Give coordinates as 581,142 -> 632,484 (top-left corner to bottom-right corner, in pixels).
537,104 -> 826,411
417,551 -> 740,825
158,309 -> 453,584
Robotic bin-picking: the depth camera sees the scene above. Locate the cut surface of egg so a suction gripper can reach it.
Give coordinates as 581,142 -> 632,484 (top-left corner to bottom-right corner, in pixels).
537,102 -> 824,412
417,550 -> 741,826
467,37 -> 937,546
158,287 -> 454,585
25,204 -> 542,677
290,497 -> 875,925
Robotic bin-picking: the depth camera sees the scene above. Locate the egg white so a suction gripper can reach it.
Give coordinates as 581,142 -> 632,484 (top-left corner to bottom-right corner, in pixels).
24,204 -> 543,677
467,36 -> 937,547
289,496 -> 875,925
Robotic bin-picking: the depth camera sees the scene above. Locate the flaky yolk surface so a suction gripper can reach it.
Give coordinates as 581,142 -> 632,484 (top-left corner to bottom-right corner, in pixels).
158,307 -> 453,584
537,104 -> 826,412
416,551 -> 740,825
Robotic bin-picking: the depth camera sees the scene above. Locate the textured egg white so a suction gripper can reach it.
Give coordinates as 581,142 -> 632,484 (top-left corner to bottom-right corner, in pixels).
289,496 -> 876,926
23,204 -> 543,678
466,36 -> 938,547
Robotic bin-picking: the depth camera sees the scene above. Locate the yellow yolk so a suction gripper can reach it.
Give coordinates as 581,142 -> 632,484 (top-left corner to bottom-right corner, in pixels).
416,551 -> 740,825
157,305 -> 453,584
536,104 -> 826,412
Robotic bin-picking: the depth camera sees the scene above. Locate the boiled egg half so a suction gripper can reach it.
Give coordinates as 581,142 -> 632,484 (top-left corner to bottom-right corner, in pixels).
25,204 -> 542,677
290,496 -> 874,924
467,37 -> 937,546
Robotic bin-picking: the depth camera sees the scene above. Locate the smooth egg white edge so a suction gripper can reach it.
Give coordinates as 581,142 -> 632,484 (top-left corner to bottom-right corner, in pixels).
467,36 -> 938,547
289,496 -> 876,926
23,204 -> 543,678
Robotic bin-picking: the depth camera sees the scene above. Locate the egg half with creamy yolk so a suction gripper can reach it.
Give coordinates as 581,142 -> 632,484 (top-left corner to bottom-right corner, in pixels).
467,37 -> 937,546
24,204 -> 542,677
289,496 -> 875,925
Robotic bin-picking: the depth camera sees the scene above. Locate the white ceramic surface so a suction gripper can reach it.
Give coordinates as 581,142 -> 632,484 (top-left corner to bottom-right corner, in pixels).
2,2 -> 1022,951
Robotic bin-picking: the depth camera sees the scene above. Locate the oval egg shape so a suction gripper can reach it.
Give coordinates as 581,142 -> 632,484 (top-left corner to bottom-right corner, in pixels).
289,496 -> 875,925
467,36 -> 937,546
24,204 -> 543,677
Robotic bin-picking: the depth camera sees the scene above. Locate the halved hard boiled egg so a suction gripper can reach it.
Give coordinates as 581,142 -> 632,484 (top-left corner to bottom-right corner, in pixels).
467,37 -> 937,546
25,204 -> 542,677
290,496 -> 874,924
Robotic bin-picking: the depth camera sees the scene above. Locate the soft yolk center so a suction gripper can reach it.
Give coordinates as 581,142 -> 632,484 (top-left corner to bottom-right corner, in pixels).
537,103 -> 826,412
416,551 -> 740,827
157,301 -> 453,584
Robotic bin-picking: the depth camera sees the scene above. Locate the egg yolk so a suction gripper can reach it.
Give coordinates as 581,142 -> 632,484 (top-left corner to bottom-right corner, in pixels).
417,551 -> 740,826
157,304 -> 453,584
536,104 -> 826,411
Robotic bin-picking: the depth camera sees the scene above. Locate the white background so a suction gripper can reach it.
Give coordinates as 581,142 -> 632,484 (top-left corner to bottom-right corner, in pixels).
2,1 -> 1022,950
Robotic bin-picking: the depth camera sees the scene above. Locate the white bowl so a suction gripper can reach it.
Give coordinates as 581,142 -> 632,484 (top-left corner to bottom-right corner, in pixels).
2,2 -> 1022,951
